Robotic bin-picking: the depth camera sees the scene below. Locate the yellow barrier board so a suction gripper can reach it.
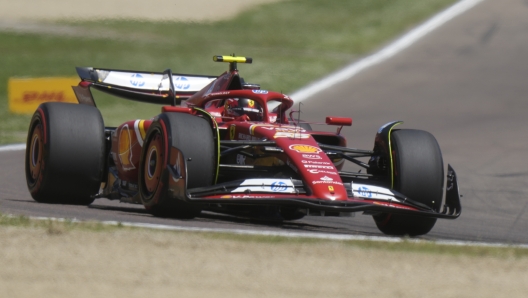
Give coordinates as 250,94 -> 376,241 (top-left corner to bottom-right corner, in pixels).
8,77 -> 79,114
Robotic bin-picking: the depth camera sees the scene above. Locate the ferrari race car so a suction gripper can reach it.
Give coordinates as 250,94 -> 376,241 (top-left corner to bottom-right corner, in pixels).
25,55 -> 461,236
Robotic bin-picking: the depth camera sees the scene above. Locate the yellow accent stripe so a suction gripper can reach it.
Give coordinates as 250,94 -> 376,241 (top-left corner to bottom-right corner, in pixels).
138,120 -> 147,139
388,122 -> 403,189
193,107 -> 221,184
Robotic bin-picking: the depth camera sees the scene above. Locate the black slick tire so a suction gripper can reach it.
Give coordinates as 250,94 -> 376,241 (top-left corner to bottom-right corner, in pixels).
25,102 -> 106,205
139,112 -> 215,218
373,129 -> 444,236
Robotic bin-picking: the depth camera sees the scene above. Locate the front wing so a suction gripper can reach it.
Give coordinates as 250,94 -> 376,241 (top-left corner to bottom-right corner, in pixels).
166,147 -> 461,220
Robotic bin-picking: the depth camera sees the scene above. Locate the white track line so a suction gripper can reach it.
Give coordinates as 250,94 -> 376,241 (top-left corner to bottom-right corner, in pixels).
15,215 -> 528,248
2,0 -> 499,247
290,0 -> 487,102
0,143 -> 26,152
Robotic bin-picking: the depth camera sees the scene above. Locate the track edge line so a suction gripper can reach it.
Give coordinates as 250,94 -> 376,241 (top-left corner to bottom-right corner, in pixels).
6,214 -> 528,248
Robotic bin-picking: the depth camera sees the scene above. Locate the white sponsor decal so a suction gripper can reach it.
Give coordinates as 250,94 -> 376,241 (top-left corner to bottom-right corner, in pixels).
102,71 -> 215,91
249,124 -> 274,134
173,76 -> 190,90
206,91 -> 231,98
302,154 -> 322,160
352,184 -> 403,202
301,160 -> 331,165
308,169 -> 339,175
320,176 -> 333,181
224,195 -> 275,199
274,132 -> 310,139
231,179 -> 295,194
304,165 -> 335,169
253,126 -> 305,131
274,127 -> 305,133
312,181 -> 343,185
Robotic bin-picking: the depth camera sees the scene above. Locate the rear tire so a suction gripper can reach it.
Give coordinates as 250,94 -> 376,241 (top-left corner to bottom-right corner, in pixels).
139,112 -> 215,218
373,129 -> 443,236
25,103 -> 106,205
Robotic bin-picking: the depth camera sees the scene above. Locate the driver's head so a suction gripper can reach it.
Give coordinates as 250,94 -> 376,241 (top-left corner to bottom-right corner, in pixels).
224,98 -> 263,121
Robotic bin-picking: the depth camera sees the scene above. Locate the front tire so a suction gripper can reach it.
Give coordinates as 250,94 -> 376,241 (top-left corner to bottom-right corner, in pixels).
139,112 -> 215,218
25,103 -> 106,205
373,129 -> 444,236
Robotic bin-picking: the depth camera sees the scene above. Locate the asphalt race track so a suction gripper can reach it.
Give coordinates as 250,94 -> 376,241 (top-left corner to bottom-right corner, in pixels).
1,0 -> 527,244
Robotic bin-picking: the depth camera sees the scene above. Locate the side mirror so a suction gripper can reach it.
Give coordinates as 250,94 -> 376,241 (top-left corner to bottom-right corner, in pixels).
325,116 -> 352,126
326,116 -> 352,135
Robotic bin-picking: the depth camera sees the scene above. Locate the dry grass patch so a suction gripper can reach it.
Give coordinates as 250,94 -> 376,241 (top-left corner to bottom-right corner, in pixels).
1,217 -> 528,298
0,0 -> 283,22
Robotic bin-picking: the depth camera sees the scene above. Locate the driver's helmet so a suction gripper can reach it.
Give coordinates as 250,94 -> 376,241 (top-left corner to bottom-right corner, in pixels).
224,98 -> 263,121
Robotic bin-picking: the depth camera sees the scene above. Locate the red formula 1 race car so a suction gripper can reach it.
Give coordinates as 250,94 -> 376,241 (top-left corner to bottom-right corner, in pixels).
25,55 -> 461,236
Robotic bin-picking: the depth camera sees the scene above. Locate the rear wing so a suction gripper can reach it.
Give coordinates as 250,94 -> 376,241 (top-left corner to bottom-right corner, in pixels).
74,67 -> 217,106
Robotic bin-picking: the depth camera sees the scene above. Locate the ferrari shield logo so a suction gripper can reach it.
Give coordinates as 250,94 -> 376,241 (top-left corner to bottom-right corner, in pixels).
230,124 -> 236,140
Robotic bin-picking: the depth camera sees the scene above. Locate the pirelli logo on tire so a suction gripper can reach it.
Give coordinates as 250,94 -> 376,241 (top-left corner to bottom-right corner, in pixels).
8,77 -> 79,114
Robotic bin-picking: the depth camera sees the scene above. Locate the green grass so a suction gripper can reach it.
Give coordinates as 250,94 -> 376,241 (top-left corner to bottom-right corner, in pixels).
0,0 -> 458,144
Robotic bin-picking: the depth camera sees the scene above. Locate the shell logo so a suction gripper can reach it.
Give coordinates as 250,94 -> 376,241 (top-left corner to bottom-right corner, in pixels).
289,144 -> 322,154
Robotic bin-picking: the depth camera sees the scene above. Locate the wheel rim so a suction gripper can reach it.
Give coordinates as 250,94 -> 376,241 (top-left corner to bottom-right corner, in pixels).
28,124 -> 44,183
143,132 -> 163,195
